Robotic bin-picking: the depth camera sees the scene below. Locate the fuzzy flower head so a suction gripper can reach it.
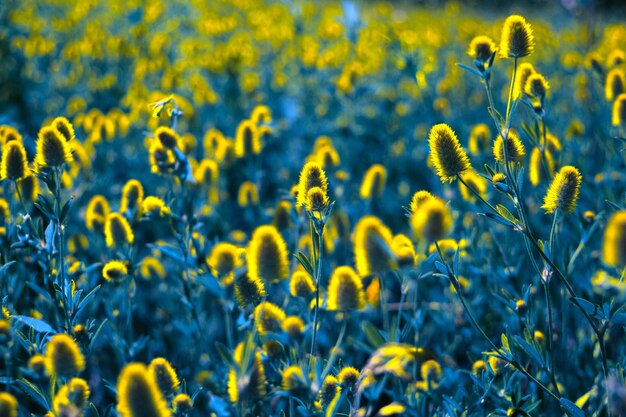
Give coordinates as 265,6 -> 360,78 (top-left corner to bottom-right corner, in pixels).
1,141 -> 29,181
524,73 -> 550,99
103,260 -> 129,283
254,301 -> 286,335
86,195 -> 110,233
141,196 -> 171,218
0,392 -> 18,417
207,242 -> 242,285
282,366 -> 305,392
513,63 -> 536,99
149,358 -> 180,397
409,191 -> 434,215
327,266 -> 366,311
53,378 -> 90,416
296,161 -> 329,209
613,93 -> 626,127
493,130 -> 526,164
117,363 -> 171,417
155,126 -> 180,150
247,225 -> 289,284
411,197 -> 452,242
306,186 -> 329,212
603,211 -> 626,268
606,68 -> 626,102
467,35 -> 497,69
105,213 -> 134,248
541,166 -> 582,214
428,124 -> 471,183
52,117 -> 76,142
290,270 -> 315,298
468,124 -> 491,155
234,120 -> 261,158
45,334 -> 85,378
121,180 -> 144,214
354,216 -> 395,277
35,126 -> 73,170
499,15 -> 534,58
172,394 -> 193,415
234,273 -> 266,308
318,375 -> 338,407
360,164 -> 387,200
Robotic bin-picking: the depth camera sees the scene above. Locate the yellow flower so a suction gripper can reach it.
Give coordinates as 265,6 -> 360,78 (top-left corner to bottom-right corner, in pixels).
237,181 -> 259,207
1,141 -> 29,181
16,174 -> 40,202
360,164 -> 387,199
141,196 -> 171,217
524,73 -> 550,99
51,117 -> 76,142
121,180 -> 144,214
318,375 -> 338,407
149,140 -> 175,175
194,159 -> 219,187
603,211 -> 626,268
305,186 -> 329,212
251,105 -> 272,125
86,195 -> 110,232
254,301 -> 286,335
228,343 -> 266,403
377,403 -> 406,416
499,15 -> 534,58
472,360 -> 487,376
104,213 -> 134,248
117,363 -> 171,417
172,394 -> 193,414
273,200 -> 293,230
155,126 -> 180,150
296,161 -> 329,208
316,145 -> 341,169
513,63 -> 536,99
140,257 -> 166,280
247,225 -> 289,284
207,242 -> 242,285
613,93 -> 626,127
421,360 -> 442,387
35,125 -> 73,170
149,358 -> 180,397
409,191 -> 434,215
391,234 -> 416,267
529,147 -> 555,186
53,378 -> 90,416
493,130 -> 525,164
459,170 -> 487,203
0,392 -> 18,417
354,216 -> 395,277
327,266 -> 366,311
282,316 -> 305,337
290,270 -> 315,298
45,334 -> 85,378
102,260 -> 128,283
282,366 -> 305,392
428,124 -> 471,183
468,124 -> 491,155
234,120 -> 260,157
234,273 -> 266,308
337,366 -> 360,389
467,35 -> 497,68
411,197 -> 452,242
541,166 -> 582,214
606,68 -> 625,102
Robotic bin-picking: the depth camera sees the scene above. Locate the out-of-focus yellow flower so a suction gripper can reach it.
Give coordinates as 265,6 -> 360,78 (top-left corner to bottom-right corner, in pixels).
541,166 -> 581,214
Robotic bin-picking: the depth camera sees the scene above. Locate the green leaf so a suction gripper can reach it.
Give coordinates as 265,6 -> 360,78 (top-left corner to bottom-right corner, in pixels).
0,261 -> 15,274
295,252 -> 314,276
570,297 -> 604,320
501,333 -> 510,354
59,197 -> 74,224
16,378 -> 50,409
512,335 -> 544,367
456,63 -> 483,77
560,397 -> 586,417
12,315 -> 56,333
362,321 -> 386,348
496,204 -> 517,224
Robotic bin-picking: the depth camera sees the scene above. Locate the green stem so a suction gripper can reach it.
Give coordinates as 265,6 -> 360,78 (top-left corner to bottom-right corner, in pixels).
542,281 -> 560,395
309,220 -> 324,367
505,57 -> 518,123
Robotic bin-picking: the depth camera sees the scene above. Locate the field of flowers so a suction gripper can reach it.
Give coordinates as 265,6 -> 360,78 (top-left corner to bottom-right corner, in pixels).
0,0 -> 626,416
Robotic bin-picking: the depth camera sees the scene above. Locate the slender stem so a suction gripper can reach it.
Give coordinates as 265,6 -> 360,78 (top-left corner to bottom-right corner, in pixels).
321,318 -> 348,379
309,220 -> 324,366
525,233 -> 609,379
505,57 -> 518,122
542,281 -> 560,395
457,176 -> 499,215
549,210 -> 558,256
379,272 -> 390,336
395,272 -> 406,343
